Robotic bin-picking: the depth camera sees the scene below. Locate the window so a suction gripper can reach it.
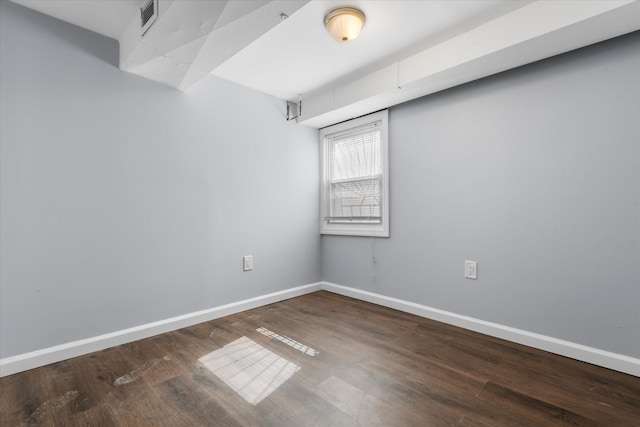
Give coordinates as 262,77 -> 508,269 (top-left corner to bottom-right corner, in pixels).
320,110 -> 389,237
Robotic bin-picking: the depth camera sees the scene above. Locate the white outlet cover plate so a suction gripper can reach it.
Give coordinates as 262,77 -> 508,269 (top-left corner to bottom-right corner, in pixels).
243,255 -> 253,271
465,260 -> 477,279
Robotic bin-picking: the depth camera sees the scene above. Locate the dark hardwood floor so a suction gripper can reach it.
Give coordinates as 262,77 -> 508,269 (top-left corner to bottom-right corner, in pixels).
1,291 -> 639,426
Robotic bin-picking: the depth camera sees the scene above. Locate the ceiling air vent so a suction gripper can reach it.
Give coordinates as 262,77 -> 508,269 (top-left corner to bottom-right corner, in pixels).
140,0 -> 158,36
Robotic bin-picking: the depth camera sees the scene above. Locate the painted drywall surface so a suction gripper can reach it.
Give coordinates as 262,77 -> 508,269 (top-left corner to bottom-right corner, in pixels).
0,1 -> 320,358
322,32 -> 640,358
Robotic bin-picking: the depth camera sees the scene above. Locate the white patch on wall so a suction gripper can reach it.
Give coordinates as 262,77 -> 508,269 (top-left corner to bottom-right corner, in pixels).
256,327 -> 319,356
199,336 -> 299,405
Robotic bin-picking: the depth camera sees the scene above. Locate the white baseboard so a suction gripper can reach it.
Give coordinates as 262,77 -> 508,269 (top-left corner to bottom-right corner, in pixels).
321,282 -> 640,377
3,281 -> 638,378
0,283 -> 322,378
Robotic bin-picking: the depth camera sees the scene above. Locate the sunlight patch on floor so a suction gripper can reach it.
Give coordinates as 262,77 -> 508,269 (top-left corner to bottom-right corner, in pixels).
256,327 -> 319,356
199,336 -> 299,405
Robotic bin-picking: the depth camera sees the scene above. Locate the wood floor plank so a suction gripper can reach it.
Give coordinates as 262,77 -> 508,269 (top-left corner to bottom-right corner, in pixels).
0,367 -> 56,426
63,403 -> 119,426
468,381 -> 600,426
154,374 -> 245,427
268,378 -> 360,427
1,291 -> 639,426
116,334 -> 186,385
486,356 -> 640,425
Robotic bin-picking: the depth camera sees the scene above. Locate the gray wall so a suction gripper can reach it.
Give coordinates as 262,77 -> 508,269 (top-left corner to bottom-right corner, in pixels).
2,0 -> 638,363
0,1 -> 320,359
323,32 -> 640,358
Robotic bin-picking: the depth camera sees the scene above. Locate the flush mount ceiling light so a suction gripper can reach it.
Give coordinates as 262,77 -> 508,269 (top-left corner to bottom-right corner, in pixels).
324,7 -> 366,43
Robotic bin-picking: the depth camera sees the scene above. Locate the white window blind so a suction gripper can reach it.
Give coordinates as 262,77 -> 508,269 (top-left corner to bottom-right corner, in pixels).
327,122 -> 382,223
320,110 -> 389,237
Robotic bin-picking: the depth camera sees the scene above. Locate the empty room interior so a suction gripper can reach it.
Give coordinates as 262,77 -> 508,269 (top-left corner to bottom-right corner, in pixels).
1,0 -> 639,425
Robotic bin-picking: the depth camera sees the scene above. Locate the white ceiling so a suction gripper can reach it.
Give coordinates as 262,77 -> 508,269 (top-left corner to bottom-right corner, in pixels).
212,0 -> 533,100
11,0 -> 640,128
13,0 -> 533,99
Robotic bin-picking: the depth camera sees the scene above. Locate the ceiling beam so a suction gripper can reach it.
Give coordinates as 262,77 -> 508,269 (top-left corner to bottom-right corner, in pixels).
297,0 -> 640,128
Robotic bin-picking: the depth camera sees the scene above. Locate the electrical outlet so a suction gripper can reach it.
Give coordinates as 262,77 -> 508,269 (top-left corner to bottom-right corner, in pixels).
243,255 -> 253,271
465,260 -> 477,279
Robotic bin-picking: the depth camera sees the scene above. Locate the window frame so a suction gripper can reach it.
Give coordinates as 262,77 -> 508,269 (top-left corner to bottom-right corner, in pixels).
319,110 -> 389,237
